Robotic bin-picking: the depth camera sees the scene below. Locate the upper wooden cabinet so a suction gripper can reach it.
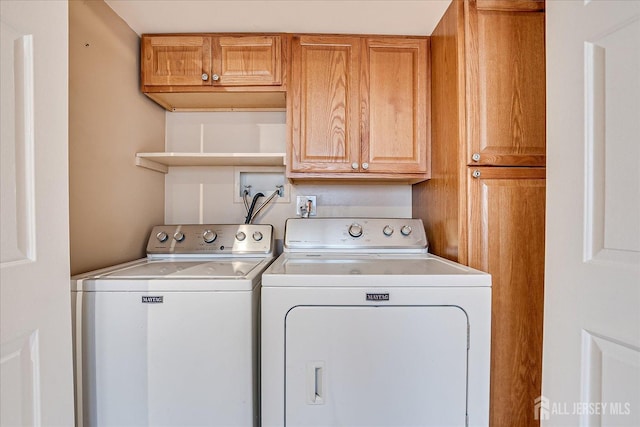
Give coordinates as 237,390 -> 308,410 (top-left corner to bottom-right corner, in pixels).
287,35 -> 430,183
140,34 -> 288,111
213,36 -> 282,86
288,35 -> 361,174
142,35 -> 282,87
142,35 -> 212,86
465,0 -> 546,166
361,38 -> 430,175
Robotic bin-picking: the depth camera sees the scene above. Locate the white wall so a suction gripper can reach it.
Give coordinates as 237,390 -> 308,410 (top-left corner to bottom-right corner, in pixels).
164,112 -> 412,240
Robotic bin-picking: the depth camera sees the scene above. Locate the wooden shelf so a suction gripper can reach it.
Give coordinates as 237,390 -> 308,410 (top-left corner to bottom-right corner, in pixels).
135,152 -> 286,173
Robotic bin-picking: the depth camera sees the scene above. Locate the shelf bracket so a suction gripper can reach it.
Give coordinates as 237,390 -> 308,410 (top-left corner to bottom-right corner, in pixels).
135,156 -> 168,174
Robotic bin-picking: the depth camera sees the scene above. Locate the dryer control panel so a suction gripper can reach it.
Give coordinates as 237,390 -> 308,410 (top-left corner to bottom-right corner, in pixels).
284,218 -> 428,252
146,224 -> 274,256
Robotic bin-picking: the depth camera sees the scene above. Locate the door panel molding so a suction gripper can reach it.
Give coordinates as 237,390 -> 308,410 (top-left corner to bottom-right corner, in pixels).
583,17 -> 640,265
0,330 -> 41,426
581,330 -> 640,426
0,29 -> 35,266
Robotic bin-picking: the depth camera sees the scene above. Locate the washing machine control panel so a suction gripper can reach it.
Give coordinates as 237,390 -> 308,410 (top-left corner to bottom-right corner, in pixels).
147,224 -> 274,255
284,218 -> 428,251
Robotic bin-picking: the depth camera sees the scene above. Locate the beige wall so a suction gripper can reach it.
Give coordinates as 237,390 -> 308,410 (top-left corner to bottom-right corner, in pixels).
69,0 -> 165,275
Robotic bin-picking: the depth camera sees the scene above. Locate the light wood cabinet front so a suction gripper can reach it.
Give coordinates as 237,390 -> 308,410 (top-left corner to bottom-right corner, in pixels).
142,36 -> 212,86
289,35 -> 361,173
466,0 -> 546,166
142,34 -> 282,88
467,167 -> 545,427
140,34 -> 288,111
214,35 -> 282,86
288,35 -> 430,182
362,38 -> 429,174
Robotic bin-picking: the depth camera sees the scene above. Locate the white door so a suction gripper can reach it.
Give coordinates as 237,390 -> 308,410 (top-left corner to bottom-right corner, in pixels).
543,1 -> 640,426
0,1 -> 74,426
285,306 -> 468,426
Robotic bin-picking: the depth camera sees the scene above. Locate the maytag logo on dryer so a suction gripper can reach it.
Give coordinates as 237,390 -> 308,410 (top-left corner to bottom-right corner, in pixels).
141,296 -> 164,303
366,293 -> 390,301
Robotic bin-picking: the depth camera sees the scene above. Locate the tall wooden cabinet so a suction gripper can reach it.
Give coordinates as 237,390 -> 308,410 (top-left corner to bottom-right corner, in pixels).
288,35 -> 430,183
412,1 -> 546,426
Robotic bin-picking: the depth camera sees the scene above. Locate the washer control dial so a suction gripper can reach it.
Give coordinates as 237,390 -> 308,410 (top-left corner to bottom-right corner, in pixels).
348,223 -> 363,238
383,225 -> 394,236
173,231 -> 185,242
235,231 -> 246,241
400,225 -> 413,236
203,230 -> 217,244
252,231 -> 263,241
156,231 -> 169,243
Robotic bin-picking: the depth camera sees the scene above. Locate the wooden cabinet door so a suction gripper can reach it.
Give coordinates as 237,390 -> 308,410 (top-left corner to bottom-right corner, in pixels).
467,166 -> 546,427
361,38 -> 430,174
213,35 -> 282,86
141,35 -> 211,86
465,0 -> 546,166
289,35 -> 361,173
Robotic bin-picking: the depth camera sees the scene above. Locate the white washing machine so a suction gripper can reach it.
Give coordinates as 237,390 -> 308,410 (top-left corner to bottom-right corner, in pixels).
71,224 -> 274,427
261,218 -> 492,427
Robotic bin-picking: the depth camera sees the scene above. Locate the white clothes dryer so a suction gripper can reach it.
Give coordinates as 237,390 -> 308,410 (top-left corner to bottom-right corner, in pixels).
261,218 -> 492,427
71,224 -> 274,427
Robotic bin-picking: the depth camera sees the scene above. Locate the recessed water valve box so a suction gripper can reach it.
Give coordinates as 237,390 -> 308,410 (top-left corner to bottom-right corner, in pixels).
234,168 -> 289,203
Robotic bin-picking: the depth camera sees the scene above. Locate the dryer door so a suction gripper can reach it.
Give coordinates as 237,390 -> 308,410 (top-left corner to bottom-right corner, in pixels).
285,305 -> 468,426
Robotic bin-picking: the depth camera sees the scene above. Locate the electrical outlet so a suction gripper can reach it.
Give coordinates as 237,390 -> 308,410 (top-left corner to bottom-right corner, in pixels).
296,196 -> 317,216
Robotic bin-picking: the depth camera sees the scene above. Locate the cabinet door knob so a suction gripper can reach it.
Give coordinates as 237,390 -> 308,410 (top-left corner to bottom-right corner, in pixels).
351,162 -> 359,170
212,74 -> 220,81
201,73 -> 209,81
362,162 -> 369,170
472,169 -> 481,178
472,153 -> 481,162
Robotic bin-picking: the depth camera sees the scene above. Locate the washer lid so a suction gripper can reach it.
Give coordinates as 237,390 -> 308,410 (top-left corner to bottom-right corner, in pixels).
104,259 -> 265,279
72,257 -> 273,291
261,253 -> 491,287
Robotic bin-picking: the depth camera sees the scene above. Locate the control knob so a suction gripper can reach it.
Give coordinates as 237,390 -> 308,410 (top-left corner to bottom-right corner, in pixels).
156,231 -> 169,243
348,223 -> 363,238
236,231 -> 246,241
383,225 -> 394,236
400,225 -> 413,236
173,231 -> 185,242
253,231 -> 263,241
203,229 -> 217,244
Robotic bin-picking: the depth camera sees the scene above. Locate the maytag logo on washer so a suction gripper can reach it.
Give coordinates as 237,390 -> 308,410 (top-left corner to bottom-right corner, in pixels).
366,293 -> 390,301
141,296 -> 164,303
